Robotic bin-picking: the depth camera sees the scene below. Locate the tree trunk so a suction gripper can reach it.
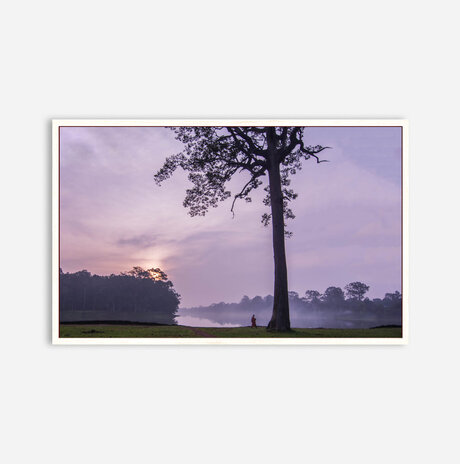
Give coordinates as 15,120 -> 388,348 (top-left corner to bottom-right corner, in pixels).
267,160 -> 291,331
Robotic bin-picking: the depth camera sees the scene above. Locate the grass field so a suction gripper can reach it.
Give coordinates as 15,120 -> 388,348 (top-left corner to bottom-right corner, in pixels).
60,323 -> 402,338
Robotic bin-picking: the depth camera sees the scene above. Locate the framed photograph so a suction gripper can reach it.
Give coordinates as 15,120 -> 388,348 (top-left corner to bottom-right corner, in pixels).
52,120 -> 408,345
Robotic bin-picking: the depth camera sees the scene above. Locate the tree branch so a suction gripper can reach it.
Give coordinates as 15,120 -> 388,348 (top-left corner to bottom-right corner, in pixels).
230,171 -> 265,217
299,140 -> 331,162
228,127 -> 267,157
278,127 -> 302,161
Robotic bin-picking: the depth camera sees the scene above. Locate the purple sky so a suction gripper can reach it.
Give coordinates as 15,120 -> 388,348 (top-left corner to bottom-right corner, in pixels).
60,126 -> 401,307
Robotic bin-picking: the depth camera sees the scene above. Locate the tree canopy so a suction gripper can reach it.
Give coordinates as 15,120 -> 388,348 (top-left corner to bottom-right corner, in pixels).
59,266 -> 180,324
154,127 -> 328,231
345,282 -> 370,301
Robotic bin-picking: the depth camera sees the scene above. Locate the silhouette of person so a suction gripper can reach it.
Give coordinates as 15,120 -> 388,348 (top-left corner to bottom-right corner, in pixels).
251,314 -> 257,328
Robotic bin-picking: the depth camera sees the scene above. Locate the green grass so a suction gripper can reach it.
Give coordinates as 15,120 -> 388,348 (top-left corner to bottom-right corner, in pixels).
60,324 -> 402,338
60,324 -> 197,338
203,326 -> 401,338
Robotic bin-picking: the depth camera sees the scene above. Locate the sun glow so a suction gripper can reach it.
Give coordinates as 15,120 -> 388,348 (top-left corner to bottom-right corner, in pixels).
148,269 -> 165,280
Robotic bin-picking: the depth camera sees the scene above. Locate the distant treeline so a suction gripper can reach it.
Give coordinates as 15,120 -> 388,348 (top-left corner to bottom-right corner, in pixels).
59,267 -> 180,324
183,283 -> 402,328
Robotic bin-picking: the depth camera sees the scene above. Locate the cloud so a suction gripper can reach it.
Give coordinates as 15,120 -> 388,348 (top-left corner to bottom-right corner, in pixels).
117,234 -> 157,248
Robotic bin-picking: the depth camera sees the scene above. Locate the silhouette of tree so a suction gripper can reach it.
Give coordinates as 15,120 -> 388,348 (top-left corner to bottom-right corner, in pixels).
304,290 -> 321,303
155,126 -> 328,331
321,287 -> 345,307
345,282 -> 370,301
121,266 -> 168,282
240,295 -> 251,305
59,267 -> 180,324
383,291 -> 402,311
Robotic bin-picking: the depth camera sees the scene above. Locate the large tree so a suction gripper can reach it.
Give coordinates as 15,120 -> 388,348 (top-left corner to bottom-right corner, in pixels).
154,126 -> 328,331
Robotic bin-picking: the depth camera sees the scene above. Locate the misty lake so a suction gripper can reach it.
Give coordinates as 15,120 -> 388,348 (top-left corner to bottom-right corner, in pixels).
175,313 -> 239,328
175,308 -> 390,329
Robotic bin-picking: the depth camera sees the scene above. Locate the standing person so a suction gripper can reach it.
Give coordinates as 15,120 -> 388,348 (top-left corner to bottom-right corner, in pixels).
251,314 -> 257,328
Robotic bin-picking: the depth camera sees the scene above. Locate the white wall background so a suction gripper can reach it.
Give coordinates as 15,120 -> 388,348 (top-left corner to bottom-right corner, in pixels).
1,1 -> 459,463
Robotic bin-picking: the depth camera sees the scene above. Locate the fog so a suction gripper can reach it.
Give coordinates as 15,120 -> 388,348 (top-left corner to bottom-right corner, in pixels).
60,270 -> 401,329
177,294 -> 402,329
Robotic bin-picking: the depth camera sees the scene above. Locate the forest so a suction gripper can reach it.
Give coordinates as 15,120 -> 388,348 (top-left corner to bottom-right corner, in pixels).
182,284 -> 402,329
59,267 -> 180,324
60,267 -> 401,328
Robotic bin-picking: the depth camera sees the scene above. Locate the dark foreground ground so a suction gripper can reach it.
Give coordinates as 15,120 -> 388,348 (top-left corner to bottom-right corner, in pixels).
60,323 -> 402,338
